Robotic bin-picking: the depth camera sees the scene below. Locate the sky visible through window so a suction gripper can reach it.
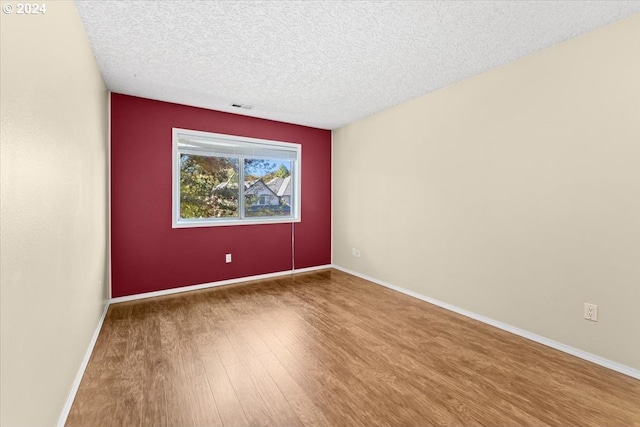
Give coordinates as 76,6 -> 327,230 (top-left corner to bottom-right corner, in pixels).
245,159 -> 289,178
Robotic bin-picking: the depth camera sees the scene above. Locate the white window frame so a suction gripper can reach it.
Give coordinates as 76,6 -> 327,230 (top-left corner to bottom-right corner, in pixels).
172,128 -> 301,228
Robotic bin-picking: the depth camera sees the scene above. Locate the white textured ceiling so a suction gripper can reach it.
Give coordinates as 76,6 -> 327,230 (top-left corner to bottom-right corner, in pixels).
74,1 -> 640,130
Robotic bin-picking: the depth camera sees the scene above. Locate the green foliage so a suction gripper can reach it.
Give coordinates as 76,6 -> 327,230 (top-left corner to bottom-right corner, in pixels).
263,164 -> 291,182
275,164 -> 290,178
180,155 -> 239,218
244,205 -> 291,217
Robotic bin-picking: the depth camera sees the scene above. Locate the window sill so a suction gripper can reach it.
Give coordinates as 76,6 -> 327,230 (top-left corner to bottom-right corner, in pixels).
173,217 -> 301,228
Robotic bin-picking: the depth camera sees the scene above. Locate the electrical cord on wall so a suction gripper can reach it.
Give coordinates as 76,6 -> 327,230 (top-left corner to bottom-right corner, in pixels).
291,221 -> 295,271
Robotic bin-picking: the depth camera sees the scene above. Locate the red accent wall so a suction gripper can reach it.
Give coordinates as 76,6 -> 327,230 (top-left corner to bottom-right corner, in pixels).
110,94 -> 331,298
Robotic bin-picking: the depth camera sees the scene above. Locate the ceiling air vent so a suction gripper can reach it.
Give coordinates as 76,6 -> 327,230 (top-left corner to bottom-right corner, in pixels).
231,103 -> 253,110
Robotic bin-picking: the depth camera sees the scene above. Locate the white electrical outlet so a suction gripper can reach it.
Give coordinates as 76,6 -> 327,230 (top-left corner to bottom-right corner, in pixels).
225,253 -> 232,263
351,248 -> 361,257
584,303 -> 598,322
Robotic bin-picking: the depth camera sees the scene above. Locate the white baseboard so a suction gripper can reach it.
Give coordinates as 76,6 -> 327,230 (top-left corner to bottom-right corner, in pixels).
57,302 -> 110,427
109,264 -> 333,304
292,265 -> 334,274
331,264 -> 640,380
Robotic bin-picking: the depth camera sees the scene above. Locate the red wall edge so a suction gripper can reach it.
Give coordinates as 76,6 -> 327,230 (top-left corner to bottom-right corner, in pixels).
110,94 -> 331,297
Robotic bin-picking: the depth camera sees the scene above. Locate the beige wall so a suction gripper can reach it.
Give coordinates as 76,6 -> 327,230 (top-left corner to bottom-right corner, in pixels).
0,2 -> 109,425
334,14 -> 640,370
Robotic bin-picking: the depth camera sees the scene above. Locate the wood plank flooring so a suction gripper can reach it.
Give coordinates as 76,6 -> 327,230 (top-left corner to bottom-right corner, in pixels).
66,269 -> 640,426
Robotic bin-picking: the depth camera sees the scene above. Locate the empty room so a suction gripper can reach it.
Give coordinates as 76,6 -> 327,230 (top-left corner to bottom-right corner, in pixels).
2,1 -> 640,426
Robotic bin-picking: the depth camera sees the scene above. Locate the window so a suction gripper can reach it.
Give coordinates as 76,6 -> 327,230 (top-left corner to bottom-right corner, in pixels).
172,128 -> 301,228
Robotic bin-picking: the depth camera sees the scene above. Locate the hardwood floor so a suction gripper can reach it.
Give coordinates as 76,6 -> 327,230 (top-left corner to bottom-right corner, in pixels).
66,269 -> 640,426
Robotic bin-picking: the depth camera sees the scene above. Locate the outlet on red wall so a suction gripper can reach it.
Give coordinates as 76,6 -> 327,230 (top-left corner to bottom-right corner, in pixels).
110,94 -> 331,298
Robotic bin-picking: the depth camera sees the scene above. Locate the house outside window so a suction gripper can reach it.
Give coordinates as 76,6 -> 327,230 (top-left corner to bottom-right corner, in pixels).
172,128 -> 301,227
